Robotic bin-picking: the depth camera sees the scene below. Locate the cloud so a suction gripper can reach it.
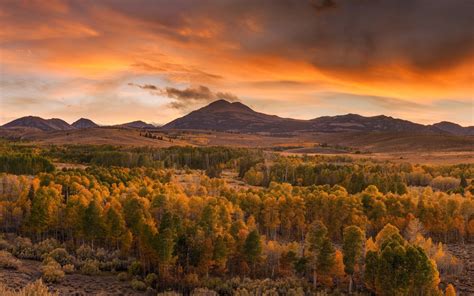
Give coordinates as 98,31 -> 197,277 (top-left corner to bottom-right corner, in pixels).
310,0 -> 337,12
128,83 -> 158,90
1,0 -> 473,126
94,0 -> 473,75
129,84 -> 239,109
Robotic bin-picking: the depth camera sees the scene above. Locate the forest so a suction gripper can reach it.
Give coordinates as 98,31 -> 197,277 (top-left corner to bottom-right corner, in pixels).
0,141 -> 472,295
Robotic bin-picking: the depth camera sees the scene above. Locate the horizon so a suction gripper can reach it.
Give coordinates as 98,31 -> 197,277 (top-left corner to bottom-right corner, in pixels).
3,99 -> 473,128
1,1 -> 473,126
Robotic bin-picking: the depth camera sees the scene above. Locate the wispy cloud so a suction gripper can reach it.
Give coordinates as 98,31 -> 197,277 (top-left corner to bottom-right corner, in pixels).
129,83 -> 239,109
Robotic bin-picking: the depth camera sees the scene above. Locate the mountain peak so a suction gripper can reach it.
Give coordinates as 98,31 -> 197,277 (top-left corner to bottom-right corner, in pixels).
72,118 -> 99,129
433,121 -> 474,135
201,100 -> 253,113
118,120 -> 155,129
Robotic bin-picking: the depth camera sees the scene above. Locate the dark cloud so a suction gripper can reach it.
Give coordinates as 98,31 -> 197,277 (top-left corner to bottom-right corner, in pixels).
128,83 -> 158,90
2,0 -> 471,76
129,83 -> 239,109
100,0 -> 473,74
310,0 -> 337,12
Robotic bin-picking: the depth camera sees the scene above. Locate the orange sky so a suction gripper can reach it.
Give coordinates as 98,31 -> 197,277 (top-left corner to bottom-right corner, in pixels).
0,0 -> 473,126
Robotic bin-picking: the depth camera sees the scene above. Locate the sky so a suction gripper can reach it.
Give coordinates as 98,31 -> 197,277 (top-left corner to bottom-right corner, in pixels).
0,0 -> 473,126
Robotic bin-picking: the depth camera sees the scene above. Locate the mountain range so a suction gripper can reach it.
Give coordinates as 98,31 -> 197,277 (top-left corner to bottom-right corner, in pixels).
162,100 -> 474,135
2,100 -> 473,136
1,117 -> 157,131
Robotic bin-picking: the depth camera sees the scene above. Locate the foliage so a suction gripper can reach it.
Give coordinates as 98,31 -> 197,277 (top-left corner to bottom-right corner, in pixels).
0,143 -> 471,294
365,224 -> 441,296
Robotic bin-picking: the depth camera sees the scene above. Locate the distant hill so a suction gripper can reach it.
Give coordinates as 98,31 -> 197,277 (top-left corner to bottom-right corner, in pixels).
2,116 -> 74,131
118,121 -> 156,129
308,114 -> 437,134
163,100 -> 454,134
432,121 -> 474,136
72,118 -> 99,129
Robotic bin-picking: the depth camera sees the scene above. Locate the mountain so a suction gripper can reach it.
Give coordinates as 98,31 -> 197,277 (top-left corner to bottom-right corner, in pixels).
308,114 -> 437,133
163,100 -> 309,132
163,100 -> 449,134
72,118 -> 99,129
118,120 -> 156,129
2,116 -> 74,131
432,121 -> 474,136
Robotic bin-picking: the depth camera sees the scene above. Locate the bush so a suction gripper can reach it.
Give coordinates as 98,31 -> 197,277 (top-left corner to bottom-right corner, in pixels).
76,244 -> 94,261
128,260 -> 142,276
41,259 -> 65,283
117,272 -> 129,281
0,250 -> 20,270
95,248 -> 107,261
48,248 -> 72,266
145,273 -> 158,287
12,237 -> 36,260
0,238 -> 12,251
62,264 -> 75,274
80,259 -> 100,275
131,279 -> 147,291
35,239 -> 60,257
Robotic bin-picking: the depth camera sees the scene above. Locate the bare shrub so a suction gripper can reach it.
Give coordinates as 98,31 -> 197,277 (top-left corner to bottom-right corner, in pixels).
80,259 -> 100,275
0,250 -> 20,270
0,279 -> 58,296
41,258 -> 65,283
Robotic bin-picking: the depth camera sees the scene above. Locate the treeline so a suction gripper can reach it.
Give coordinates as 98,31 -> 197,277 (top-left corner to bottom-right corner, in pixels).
43,145 -> 263,175
0,167 -> 471,294
243,155 -> 472,194
0,154 -> 55,175
2,140 -> 472,195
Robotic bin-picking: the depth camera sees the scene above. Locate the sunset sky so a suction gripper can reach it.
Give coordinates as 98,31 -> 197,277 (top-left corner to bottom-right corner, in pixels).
0,0 -> 473,126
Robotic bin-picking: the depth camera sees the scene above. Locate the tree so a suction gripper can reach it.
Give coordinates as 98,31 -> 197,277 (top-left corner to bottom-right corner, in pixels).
342,225 -> 365,293
156,228 -> 175,273
262,197 -> 280,240
306,220 -> 328,288
104,206 -> 127,249
404,216 -> 425,243
82,200 -> 104,247
366,225 -> 442,296
243,229 -> 262,276
317,237 -> 335,285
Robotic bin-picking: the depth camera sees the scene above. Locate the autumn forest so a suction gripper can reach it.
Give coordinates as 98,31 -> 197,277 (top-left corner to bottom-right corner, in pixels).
0,141 -> 472,295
